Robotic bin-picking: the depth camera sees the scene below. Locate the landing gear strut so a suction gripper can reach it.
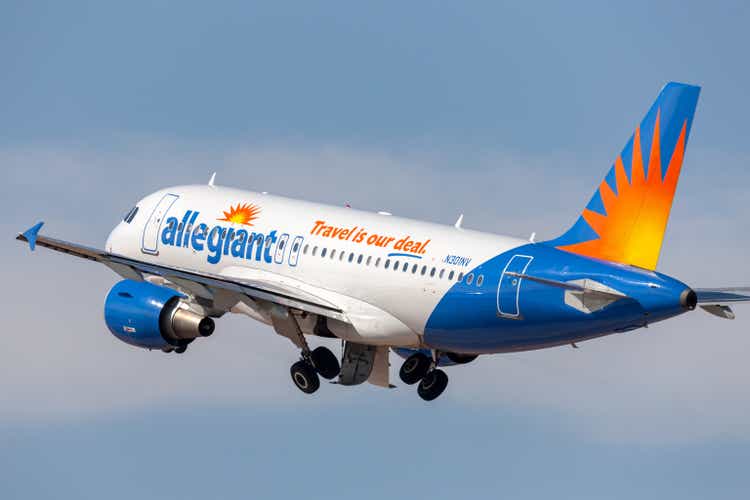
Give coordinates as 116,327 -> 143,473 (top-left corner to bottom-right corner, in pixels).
399,351 -> 450,401
270,307 -> 341,395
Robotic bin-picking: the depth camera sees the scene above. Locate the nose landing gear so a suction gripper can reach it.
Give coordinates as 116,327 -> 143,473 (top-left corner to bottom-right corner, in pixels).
399,351 -> 450,401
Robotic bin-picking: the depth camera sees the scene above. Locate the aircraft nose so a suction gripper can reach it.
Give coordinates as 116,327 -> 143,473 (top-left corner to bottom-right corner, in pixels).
680,288 -> 698,310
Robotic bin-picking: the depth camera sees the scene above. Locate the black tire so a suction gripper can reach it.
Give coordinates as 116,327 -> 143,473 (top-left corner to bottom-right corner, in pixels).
417,369 -> 449,401
290,361 -> 320,394
446,352 -> 478,365
174,345 -> 187,354
311,346 -> 340,380
399,353 -> 431,385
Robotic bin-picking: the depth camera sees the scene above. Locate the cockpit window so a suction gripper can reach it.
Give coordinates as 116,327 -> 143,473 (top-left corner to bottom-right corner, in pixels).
123,206 -> 139,223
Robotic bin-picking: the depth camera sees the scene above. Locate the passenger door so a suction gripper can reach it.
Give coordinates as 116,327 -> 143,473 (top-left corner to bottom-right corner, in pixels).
141,193 -> 179,255
497,255 -> 533,319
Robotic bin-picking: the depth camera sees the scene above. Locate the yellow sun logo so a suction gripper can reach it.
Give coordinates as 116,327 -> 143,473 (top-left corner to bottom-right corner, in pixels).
218,203 -> 262,226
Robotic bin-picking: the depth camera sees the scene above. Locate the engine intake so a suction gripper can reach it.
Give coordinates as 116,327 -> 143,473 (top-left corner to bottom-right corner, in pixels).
104,279 -> 214,350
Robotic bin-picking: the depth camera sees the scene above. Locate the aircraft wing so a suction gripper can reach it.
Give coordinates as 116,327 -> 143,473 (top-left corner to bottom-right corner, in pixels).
16,222 -> 348,322
694,287 -> 750,320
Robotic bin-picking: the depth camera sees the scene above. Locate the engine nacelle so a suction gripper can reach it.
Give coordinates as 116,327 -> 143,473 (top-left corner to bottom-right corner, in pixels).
104,279 -> 215,350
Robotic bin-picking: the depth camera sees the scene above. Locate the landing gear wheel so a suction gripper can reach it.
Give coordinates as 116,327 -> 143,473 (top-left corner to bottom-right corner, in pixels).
417,369 -> 449,401
446,352 -> 478,365
290,361 -> 320,394
399,353 -> 431,385
174,345 -> 187,354
311,346 -> 340,380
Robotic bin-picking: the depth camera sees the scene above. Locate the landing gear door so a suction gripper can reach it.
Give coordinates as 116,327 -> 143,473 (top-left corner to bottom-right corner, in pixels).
141,193 -> 179,255
497,255 -> 533,319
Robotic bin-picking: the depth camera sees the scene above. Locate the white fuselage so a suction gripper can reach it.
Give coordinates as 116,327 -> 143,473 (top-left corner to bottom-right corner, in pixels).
107,185 -> 526,347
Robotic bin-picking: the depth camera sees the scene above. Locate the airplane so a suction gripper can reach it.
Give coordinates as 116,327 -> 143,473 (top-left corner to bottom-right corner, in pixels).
16,82 -> 750,401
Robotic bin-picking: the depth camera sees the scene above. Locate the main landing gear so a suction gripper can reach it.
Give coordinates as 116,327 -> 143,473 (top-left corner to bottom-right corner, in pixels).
399,351 -> 449,401
290,345 -> 341,394
290,343 -> 342,393
269,306 -> 343,395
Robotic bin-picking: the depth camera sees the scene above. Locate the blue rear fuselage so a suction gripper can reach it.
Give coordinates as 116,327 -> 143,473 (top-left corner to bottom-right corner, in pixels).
424,244 -> 693,354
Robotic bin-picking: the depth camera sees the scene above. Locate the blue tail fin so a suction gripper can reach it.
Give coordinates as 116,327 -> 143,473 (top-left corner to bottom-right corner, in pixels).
545,82 -> 700,270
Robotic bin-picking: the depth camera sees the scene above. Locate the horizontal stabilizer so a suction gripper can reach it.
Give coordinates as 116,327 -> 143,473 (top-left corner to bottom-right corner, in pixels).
504,272 -> 627,300
505,272 -> 629,314
700,304 -> 735,320
695,287 -> 750,319
695,287 -> 750,304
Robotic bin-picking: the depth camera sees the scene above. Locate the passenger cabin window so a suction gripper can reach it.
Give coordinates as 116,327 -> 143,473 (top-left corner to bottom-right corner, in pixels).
466,273 -> 474,285
477,275 -> 484,287
348,253 -> 354,263
457,272 -> 464,282
375,257 -> 381,267
430,267 -> 436,277
449,270 -> 455,280
439,269 -> 445,279
330,249 -> 336,259
385,259 -> 391,269
321,248 -> 327,257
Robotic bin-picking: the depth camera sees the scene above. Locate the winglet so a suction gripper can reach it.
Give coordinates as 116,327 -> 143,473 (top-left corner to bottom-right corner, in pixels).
19,221 -> 45,251
208,172 -> 216,187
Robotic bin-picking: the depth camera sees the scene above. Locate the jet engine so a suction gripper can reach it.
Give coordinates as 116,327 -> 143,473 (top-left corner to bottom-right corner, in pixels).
104,279 -> 214,350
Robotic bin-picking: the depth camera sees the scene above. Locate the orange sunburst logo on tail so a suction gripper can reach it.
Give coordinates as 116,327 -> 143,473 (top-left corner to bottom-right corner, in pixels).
558,110 -> 688,271
218,203 -> 262,226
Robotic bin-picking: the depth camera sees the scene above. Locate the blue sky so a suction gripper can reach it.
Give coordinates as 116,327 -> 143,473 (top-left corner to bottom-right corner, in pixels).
2,1 -> 750,498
